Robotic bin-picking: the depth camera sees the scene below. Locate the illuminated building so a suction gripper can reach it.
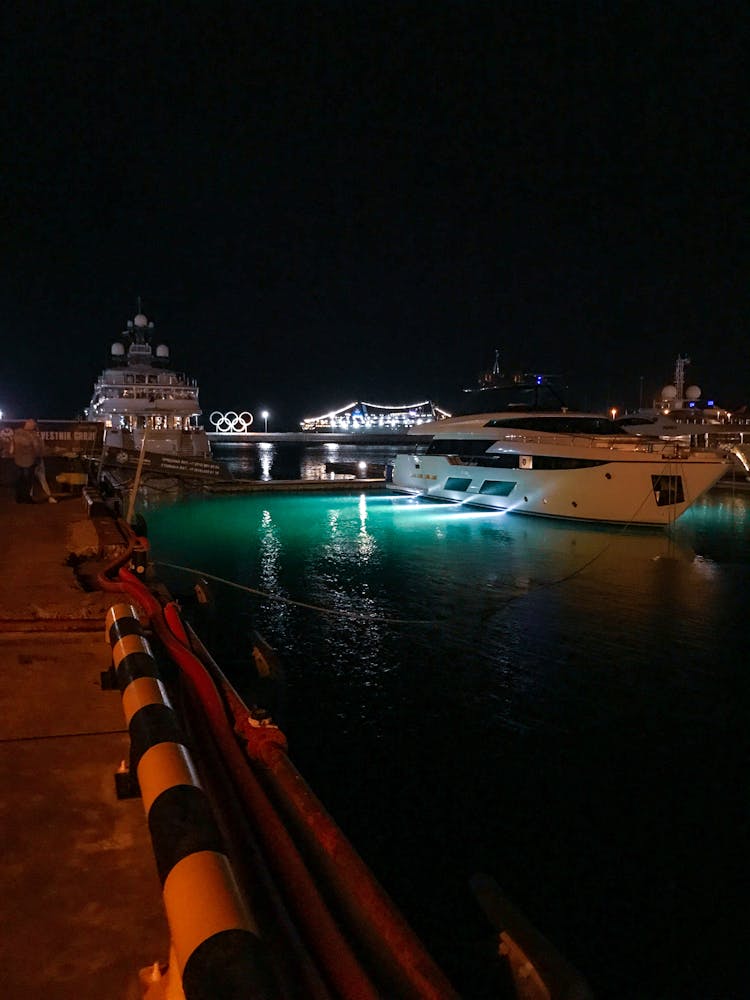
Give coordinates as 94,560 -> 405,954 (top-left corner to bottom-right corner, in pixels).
300,400 -> 450,433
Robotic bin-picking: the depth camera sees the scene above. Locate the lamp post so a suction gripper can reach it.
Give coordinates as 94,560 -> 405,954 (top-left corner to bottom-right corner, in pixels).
261,410 -> 269,434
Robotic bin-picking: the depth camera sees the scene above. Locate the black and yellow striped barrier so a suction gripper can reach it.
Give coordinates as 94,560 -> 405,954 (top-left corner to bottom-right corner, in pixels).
106,603 -> 274,998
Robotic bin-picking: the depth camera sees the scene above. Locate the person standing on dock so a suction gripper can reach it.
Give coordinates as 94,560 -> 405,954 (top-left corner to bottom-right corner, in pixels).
11,419 -> 43,503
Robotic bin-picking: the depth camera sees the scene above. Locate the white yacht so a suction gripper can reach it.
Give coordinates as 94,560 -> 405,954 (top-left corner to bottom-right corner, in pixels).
87,310 -> 223,479
386,373 -> 729,526
616,355 -> 747,444
616,355 -> 750,481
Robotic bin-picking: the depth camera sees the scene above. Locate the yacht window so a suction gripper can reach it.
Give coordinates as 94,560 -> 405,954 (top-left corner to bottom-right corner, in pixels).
426,438 -> 494,456
618,416 -> 656,426
484,416 -> 627,435
528,456 -> 609,470
474,454 -> 518,468
479,480 -> 516,496
427,446 -> 608,471
651,474 -> 684,506
445,477 -> 472,491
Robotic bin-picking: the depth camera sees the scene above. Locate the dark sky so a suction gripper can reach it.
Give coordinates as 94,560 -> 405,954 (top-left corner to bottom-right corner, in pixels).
2,2 -> 747,428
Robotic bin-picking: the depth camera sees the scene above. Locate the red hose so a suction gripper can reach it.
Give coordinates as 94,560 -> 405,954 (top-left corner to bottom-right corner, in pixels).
234,711 -> 460,999
99,527 -> 456,996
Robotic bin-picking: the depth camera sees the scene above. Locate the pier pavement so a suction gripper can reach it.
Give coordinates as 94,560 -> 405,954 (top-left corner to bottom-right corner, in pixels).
0,486 -> 169,999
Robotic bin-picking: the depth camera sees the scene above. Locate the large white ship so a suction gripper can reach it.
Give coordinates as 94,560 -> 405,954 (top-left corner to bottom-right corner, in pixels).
87,310 -> 223,482
387,365 -> 729,526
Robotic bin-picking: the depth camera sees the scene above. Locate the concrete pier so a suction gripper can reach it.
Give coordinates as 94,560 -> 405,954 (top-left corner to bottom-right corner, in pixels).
0,487 -> 169,999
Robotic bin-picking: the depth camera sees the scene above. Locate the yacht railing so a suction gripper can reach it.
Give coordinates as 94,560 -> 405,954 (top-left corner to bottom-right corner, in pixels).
491,433 -> 679,453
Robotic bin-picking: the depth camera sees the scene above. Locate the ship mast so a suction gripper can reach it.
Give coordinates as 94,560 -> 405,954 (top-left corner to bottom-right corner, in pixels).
674,355 -> 690,405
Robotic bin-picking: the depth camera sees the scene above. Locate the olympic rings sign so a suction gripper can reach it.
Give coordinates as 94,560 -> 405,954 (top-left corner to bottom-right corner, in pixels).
209,411 -> 255,433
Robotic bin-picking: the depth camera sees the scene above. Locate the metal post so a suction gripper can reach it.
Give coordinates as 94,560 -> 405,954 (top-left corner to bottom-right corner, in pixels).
126,428 -> 149,525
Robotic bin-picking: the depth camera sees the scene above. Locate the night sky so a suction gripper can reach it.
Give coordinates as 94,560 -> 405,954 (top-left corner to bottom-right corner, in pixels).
3,3 -> 747,429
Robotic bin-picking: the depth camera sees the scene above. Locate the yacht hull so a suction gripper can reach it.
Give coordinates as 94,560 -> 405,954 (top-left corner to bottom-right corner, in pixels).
387,450 -> 728,526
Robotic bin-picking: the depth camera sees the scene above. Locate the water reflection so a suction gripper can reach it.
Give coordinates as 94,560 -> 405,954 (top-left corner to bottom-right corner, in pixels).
216,441 -> 415,482
141,486 -> 750,999
258,442 -> 274,481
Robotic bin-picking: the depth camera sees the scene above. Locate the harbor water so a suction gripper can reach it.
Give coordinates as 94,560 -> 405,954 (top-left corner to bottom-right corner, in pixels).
143,444 -> 749,998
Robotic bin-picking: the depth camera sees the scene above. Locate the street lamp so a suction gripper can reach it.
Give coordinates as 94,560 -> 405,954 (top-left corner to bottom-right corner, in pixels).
261,410 -> 269,433
610,407 -> 618,421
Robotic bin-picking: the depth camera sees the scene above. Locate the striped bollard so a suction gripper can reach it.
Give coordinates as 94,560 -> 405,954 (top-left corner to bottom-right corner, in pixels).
106,603 -> 274,999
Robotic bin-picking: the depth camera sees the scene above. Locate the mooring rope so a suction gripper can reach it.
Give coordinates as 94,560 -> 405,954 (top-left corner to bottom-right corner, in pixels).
154,560 -> 435,625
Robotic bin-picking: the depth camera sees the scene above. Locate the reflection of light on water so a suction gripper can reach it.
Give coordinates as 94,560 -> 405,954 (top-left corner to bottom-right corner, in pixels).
440,505 -> 512,520
358,494 -> 376,561
259,509 -> 280,589
258,442 -> 275,481
257,507 -> 295,633
691,554 -> 719,579
148,490 -> 749,629
365,494 -> 416,506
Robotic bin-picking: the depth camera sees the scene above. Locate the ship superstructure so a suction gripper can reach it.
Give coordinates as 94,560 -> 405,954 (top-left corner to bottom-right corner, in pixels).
87,311 -> 210,457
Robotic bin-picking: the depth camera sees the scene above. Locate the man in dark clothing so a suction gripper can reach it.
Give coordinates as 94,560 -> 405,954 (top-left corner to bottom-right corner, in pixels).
12,420 -> 43,503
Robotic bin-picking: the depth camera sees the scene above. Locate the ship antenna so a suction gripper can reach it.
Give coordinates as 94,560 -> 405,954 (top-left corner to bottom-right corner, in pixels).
674,354 -> 690,403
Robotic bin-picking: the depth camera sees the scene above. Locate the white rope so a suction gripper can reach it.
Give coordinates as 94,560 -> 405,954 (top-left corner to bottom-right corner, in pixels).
155,560 -> 434,625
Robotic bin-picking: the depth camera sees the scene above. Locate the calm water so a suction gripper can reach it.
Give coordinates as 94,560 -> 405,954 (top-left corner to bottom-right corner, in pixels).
143,472 -> 749,998
211,439 -> 413,481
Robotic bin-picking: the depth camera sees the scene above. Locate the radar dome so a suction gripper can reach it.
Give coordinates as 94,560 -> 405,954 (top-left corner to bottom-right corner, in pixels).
134,313 -> 149,328
661,385 -> 678,400
685,385 -> 701,401
110,342 -> 125,356
156,344 -> 170,358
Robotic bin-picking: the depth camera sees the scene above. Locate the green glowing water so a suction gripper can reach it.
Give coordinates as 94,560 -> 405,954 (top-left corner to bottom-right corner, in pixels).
145,488 -> 750,997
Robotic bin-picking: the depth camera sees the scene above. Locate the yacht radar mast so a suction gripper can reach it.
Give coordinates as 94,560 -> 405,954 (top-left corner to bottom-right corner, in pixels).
674,355 -> 691,404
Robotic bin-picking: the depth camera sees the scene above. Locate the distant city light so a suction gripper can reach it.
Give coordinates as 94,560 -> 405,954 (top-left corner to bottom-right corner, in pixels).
300,399 -> 450,432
